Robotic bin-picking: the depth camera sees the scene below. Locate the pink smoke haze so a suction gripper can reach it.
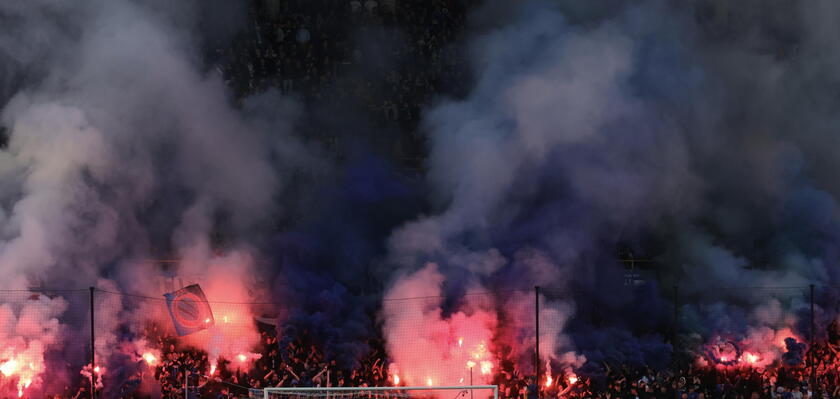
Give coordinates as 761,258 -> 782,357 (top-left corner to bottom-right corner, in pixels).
382,263 -> 586,393
383,264 -> 498,390
176,248 -> 263,372
0,295 -> 67,398
498,291 -> 584,376
700,327 -> 804,369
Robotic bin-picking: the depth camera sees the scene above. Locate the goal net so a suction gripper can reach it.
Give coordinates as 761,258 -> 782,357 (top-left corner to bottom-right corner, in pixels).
263,386 -> 498,399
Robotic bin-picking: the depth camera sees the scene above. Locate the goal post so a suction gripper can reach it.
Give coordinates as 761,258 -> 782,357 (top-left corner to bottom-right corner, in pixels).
263,385 -> 499,399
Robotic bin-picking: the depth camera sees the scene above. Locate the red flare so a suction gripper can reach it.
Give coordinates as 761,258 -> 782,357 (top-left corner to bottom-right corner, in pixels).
142,352 -> 157,365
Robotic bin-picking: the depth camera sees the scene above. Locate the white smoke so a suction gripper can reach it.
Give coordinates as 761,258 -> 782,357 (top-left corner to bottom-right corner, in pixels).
0,0 -> 307,393
382,263 -> 498,387
381,0 -> 840,372
383,2 -> 635,372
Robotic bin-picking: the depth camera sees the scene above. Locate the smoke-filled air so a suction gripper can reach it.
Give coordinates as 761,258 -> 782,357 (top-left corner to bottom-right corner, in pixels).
1,0 -> 840,397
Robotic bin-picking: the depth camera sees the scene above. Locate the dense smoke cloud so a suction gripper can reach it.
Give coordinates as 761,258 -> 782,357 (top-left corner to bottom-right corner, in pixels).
782,337 -> 807,367
4,0 -> 840,395
381,0 -> 840,372
382,263 -> 499,387
0,0 -> 308,394
0,0 -> 297,286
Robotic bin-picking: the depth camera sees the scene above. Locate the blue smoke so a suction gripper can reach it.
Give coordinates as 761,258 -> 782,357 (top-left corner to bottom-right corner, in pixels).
269,153 -> 423,369
782,337 -> 807,367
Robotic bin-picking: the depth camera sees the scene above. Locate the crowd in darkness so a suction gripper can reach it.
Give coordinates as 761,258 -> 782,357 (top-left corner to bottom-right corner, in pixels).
101,327 -> 389,398
213,0 -> 474,164
55,322 -> 840,399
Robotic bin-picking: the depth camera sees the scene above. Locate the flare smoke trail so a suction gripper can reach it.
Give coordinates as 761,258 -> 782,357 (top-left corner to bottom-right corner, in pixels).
0,0 -> 310,395
383,0 -> 840,376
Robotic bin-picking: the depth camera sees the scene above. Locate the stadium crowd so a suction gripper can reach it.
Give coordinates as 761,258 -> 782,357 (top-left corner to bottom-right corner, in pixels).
214,0 -> 473,164
59,326 -> 839,399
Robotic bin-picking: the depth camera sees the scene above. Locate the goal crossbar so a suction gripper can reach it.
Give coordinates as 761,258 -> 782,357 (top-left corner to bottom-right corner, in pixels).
263,385 -> 499,399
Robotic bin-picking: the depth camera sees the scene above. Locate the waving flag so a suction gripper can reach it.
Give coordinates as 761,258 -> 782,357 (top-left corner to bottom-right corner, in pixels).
164,284 -> 215,336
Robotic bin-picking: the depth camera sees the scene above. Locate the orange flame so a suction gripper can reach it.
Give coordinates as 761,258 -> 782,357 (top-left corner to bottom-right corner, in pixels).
2,355 -> 40,398
393,374 -> 400,385
0,359 -> 18,376
545,375 -> 553,388
466,341 -> 494,375
142,352 -> 157,366
17,378 -> 31,398
479,360 -> 493,375
568,375 -> 578,385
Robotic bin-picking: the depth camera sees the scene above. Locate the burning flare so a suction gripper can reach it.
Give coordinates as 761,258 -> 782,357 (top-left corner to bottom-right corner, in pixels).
1,353 -> 41,399
381,264 -> 499,388
545,361 -> 553,388
0,359 -> 18,376
142,352 -> 158,366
